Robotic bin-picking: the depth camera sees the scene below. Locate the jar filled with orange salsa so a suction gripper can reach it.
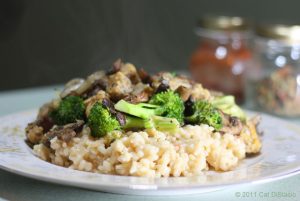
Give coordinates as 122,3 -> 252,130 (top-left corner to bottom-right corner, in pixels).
190,16 -> 252,104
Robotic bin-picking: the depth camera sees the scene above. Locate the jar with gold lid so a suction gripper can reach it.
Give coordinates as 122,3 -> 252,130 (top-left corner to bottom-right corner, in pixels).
189,16 -> 253,104
247,23 -> 300,117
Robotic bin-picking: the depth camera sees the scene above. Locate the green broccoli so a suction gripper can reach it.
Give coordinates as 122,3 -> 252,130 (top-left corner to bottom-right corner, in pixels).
88,102 -> 121,137
51,96 -> 85,125
123,115 -> 179,131
185,100 -> 222,131
211,95 -> 246,121
88,102 -> 179,137
115,90 -> 184,124
149,115 -> 180,131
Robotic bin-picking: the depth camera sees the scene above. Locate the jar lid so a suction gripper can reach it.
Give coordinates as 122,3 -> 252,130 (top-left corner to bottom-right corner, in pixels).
197,16 -> 250,31
256,24 -> 300,43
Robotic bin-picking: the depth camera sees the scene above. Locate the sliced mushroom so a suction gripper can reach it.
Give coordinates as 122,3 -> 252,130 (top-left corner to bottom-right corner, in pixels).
219,112 -> 243,135
124,83 -> 154,103
82,78 -> 108,99
175,86 -> 191,101
106,58 -> 122,75
138,68 -> 152,84
152,72 -> 191,91
76,71 -> 107,95
60,78 -> 85,98
41,120 -> 84,147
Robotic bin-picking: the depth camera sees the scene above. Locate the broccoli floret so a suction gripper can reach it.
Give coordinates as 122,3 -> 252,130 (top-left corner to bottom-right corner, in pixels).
88,102 -> 121,137
185,100 -> 222,131
115,90 -> 184,124
211,95 -> 246,121
88,102 -> 179,137
149,90 -> 184,123
51,96 -> 85,125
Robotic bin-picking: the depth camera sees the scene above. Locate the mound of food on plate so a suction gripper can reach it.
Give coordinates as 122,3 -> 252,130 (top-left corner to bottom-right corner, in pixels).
25,59 -> 261,177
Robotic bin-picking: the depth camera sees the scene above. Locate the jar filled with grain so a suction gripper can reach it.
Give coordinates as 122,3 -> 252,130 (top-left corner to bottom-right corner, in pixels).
247,23 -> 300,117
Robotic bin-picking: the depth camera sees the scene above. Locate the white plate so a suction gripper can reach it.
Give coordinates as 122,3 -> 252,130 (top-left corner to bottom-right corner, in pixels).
0,110 -> 300,195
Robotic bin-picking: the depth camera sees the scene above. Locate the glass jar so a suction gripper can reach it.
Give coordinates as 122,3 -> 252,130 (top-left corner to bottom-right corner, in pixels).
247,24 -> 300,117
189,16 -> 252,104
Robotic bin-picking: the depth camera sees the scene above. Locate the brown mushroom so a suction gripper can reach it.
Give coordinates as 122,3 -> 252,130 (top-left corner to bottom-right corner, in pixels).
175,86 -> 191,101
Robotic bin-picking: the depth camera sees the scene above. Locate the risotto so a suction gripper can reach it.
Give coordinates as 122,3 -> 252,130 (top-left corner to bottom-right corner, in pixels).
26,60 -> 262,177
34,124 -> 250,177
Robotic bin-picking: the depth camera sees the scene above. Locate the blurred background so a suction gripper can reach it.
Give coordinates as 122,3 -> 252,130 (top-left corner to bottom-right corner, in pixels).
1,0 -> 300,91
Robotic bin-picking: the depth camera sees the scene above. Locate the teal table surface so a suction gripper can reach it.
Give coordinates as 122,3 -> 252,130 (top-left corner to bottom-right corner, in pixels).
0,86 -> 300,201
